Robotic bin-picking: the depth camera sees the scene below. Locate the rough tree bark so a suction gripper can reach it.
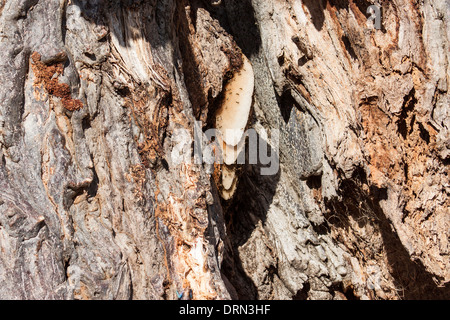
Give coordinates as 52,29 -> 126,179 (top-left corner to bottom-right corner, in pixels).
0,0 -> 448,300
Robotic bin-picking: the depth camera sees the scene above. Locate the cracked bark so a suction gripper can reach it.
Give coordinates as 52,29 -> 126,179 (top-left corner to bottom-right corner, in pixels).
0,0 -> 448,300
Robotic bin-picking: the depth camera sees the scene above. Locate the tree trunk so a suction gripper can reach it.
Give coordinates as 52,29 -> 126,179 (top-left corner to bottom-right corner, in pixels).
0,0 -> 448,300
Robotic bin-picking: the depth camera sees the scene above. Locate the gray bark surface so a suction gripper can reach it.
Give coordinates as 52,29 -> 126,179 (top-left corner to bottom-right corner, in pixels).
0,0 -> 448,299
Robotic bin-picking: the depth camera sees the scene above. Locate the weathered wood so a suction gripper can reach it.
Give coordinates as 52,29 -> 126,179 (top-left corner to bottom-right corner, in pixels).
0,0 -> 448,299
